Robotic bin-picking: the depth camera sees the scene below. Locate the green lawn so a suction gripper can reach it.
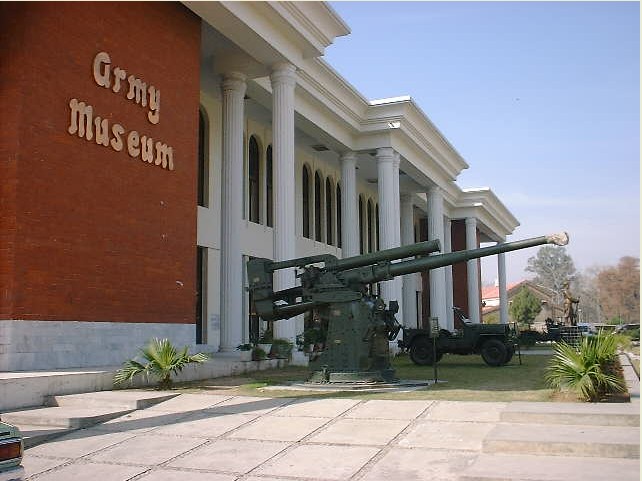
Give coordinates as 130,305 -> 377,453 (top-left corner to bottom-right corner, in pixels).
181,352 -> 557,402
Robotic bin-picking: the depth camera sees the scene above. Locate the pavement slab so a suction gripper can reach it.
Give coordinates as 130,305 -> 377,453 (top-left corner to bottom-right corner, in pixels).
26,460 -> 148,481
345,399 -> 432,420
48,390 -> 179,410
167,439 -> 290,474
359,447 -> 477,481
460,453 -> 641,481
255,444 -> 380,480
145,393 -> 232,412
92,408 -> 195,434
152,411 -> 259,438
228,415 -> 331,442
207,396 -> 292,415
308,418 -> 410,446
269,397 -> 360,418
25,427 -> 136,459
399,420 -> 495,451
87,433 -> 207,465
135,467 -> 236,481
19,455 -> 70,479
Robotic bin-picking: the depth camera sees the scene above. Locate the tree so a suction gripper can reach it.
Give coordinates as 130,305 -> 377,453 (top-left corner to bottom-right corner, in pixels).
597,257 -> 640,324
525,246 -> 576,300
509,287 -> 542,326
574,269 -> 602,324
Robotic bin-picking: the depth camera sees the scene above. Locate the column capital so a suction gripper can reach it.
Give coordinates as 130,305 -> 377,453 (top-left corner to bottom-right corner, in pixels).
340,151 -> 358,165
375,147 -> 394,163
400,193 -> 413,205
221,72 -> 247,93
393,151 -> 401,167
270,62 -> 297,86
465,217 -> 477,228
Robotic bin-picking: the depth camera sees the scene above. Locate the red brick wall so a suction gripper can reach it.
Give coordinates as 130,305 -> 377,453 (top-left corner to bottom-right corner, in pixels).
451,220 -> 469,325
451,220 -> 482,325
0,3 -> 201,323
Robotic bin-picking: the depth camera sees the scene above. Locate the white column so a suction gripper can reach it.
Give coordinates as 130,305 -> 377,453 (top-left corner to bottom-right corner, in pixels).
219,72 -> 246,352
392,152 -> 403,324
498,251 -> 509,324
444,217 -> 454,330
270,63 -> 297,342
400,195 -> 417,328
340,152 -> 359,257
428,186 -> 448,330
466,217 -> 481,323
376,147 -> 396,304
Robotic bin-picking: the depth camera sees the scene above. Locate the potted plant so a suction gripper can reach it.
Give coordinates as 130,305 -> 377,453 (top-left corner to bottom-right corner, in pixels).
252,346 -> 267,361
257,327 -> 273,356
236,343 -> 253,361
271,338 -> 293,359
113,338 -> 209,390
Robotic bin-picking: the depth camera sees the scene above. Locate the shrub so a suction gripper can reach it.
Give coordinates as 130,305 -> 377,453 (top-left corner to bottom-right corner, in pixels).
114,338 -> 209,390
252,346 -> 267,361
545,330 -> 624,401
271,338 -> 293,359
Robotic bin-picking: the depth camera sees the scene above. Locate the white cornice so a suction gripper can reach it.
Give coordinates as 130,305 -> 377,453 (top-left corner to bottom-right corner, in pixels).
451,188 -> 520,240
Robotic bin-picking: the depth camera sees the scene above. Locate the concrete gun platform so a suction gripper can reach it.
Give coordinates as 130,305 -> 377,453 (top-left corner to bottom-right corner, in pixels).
18,393 -> 640,481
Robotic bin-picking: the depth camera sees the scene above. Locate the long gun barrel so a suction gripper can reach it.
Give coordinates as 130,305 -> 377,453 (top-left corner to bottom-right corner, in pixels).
341,232 -> 568,285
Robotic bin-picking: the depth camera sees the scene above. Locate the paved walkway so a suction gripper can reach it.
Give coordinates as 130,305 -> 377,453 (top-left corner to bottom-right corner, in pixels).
21,394 -> 639,481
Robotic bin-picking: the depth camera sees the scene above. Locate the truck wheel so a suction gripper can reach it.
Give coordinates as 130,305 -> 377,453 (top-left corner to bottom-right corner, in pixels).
481,339 -> 507,367
410,338 -> 441,366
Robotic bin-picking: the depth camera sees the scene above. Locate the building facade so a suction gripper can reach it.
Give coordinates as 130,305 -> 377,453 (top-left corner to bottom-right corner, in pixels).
1,2 -> 519,371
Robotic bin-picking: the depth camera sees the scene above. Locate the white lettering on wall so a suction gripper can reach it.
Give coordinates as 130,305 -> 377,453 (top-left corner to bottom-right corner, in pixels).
67,52 -> 173,172
91,51 -> 161,124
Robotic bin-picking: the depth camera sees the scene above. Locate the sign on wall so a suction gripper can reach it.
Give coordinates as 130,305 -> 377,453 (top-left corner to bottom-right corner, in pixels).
67,52 -> 174,171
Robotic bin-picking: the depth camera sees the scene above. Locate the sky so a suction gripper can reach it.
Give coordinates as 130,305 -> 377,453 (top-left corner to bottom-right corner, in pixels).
324,1 -> 640,284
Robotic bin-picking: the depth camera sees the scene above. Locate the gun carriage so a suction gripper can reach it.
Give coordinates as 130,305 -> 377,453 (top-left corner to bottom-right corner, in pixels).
247,232 -> 568,383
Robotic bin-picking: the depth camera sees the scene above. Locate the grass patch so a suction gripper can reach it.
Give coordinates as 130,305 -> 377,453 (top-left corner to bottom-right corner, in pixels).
177,353 -> 557,402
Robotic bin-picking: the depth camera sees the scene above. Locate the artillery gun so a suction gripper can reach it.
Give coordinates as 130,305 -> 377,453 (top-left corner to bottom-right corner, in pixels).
247,232 -> 568,383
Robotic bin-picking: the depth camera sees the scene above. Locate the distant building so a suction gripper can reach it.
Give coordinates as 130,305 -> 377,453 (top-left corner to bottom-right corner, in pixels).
482,280 -> 561,325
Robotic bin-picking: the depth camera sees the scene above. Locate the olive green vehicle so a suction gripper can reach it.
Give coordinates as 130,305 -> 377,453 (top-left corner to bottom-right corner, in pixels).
400,307 -> 518,367
0,420 -> 24,481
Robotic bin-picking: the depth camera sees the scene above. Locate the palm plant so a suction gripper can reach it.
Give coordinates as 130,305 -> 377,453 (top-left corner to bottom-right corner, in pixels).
114,338 -> 209,389
545,330 -> 624,401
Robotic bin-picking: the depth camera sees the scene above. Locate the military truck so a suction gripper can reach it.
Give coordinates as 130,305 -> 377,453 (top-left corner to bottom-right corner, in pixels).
0,420 -> 24,481
399,307 -> 518,367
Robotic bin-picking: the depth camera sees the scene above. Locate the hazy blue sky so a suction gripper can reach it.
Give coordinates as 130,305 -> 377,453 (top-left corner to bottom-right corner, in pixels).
325,1 -> 640,284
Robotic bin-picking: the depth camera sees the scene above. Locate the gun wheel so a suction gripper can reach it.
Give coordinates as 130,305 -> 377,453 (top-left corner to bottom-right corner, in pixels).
409,337 -> 442,366
481,339 -> 508,367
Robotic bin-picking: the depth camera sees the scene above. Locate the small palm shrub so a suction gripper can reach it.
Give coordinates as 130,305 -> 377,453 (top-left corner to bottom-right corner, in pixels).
114,338 -> 209,390
545,330 -> 625,401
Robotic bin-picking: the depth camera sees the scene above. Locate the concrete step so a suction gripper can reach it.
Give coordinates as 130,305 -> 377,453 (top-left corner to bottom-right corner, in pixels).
46,390 -> 179,410
17,424 -> 76,448
460,453 -> 640,481
2,406 -> 134,429
484,423 -> 639,459
501,401 -> 640,427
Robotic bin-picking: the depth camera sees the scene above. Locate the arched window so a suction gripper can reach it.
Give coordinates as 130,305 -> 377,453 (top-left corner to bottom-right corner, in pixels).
314,171 -> 322,242
197,109 -> 208,207
336,185 -> 342,248
266,145 -> 273,227
367,199 -> 373,253
358,195 -> 364,254
248,136 -> 260,223
302,166 -> 311,238
325,178 -> 333,245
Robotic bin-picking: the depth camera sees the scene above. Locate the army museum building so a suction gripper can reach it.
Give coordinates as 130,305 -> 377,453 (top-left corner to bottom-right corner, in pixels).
1,2 -> 520,371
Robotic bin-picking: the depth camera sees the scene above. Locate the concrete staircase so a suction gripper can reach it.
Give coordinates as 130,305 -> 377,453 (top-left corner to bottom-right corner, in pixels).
2,390 -> 179,448
460,401 -> 640,481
